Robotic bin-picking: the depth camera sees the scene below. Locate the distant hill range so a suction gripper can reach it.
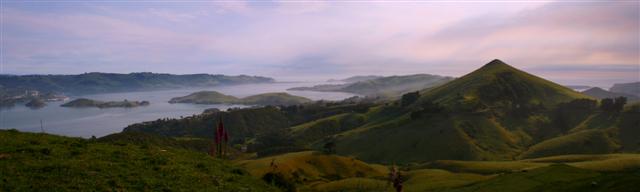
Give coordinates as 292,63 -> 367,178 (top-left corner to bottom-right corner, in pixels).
0,72 -> 274,95
582,87 -> 639,102
327,75 -> 383,83
610,82 -> 640,97
169,91 -> 312,106
565,85 -> 592,91
289,74 -> 453,98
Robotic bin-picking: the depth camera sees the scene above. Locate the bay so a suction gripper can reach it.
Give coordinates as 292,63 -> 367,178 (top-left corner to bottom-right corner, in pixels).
0,82 -> 355,138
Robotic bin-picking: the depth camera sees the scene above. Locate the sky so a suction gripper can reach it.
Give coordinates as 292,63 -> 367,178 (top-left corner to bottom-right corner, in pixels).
1,1 -> 638,87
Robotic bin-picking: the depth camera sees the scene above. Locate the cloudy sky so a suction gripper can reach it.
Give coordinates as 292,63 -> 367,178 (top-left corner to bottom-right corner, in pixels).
1,1 -> 638,87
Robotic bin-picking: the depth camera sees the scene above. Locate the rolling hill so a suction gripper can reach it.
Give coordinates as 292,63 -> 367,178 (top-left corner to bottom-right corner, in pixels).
121,59 -> 638,165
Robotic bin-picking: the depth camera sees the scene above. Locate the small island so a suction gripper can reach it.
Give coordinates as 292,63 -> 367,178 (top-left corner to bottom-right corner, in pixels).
61,98 -> 150,108
169,91 -> 311,106
25,98 -> 47,109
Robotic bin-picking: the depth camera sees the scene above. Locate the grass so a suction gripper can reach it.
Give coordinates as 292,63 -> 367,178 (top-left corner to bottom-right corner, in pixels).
421,160 -> 548,175
290,113 -> 366,145
335,112 -> 524,164
403,169 -> 490,191
313,178 -> 390,192
234,151 -> 640,191
519,129 -> 619,159
449,164 -> 640,192
235,151 -> 387,191
0,129 -> 277,191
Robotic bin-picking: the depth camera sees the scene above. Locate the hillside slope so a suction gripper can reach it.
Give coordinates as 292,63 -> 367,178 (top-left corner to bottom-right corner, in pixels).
0,130 -> 276,191
333,59 -> 596,163
417,59 -> 589,106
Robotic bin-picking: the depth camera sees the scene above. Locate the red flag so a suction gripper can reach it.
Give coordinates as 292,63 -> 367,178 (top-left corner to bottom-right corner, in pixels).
216,118 -> 222,144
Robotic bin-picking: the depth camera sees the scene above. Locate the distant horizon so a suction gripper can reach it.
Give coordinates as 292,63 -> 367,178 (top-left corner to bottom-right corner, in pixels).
1,64 -> 636,89
2,1 -> 638,88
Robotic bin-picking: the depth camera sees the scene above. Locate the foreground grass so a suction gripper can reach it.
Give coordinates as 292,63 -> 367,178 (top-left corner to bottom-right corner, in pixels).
0,130 -> 277,191
450,164 -> 640,192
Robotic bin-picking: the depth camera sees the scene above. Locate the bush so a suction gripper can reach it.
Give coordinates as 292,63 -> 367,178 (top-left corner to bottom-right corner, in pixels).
262,172 -> 296,192
401,91 -> 420,106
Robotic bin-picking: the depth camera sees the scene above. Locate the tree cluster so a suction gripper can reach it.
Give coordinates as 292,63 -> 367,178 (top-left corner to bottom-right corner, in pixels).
600,97 -> 627,112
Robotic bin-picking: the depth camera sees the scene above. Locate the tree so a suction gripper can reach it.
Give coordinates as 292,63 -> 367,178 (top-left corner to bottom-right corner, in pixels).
601,97 -> 627,112
614,97 -> 627,112
600,98 -> 614,111
322,139 -> 336,154
401,91 -> 420,107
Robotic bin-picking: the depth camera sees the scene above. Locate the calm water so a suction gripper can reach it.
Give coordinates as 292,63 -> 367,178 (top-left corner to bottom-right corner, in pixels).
0,82 -> 355,138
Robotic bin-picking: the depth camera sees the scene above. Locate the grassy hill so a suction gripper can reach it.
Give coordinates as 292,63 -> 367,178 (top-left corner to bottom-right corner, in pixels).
519,129 -> 619,159
416,59 -> 589,107
169,91 -> 240,104
0,129 -> 277,191
330,59 -> 594,163
236,151 -> 387,182
241,92 -> 312,106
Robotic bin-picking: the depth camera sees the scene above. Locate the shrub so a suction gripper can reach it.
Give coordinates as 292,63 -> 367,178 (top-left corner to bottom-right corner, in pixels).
262,172 -> 296,192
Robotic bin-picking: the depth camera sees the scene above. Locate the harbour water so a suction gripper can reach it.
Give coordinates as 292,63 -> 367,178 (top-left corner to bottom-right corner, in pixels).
0,82 -> 356,138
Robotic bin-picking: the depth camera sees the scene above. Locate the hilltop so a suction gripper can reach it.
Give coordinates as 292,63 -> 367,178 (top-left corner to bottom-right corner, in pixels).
169,91 -> 312,106
289,74 -> 453,98
416,59 -> 589,106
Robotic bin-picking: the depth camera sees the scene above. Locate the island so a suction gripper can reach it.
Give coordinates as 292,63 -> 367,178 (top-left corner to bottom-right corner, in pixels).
25,98 -> 47,109
169,91 -> 311,106
1,90 -> 68,109
61,98 -> 150,108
